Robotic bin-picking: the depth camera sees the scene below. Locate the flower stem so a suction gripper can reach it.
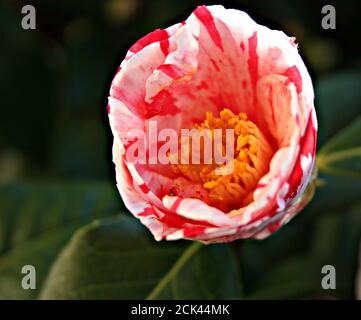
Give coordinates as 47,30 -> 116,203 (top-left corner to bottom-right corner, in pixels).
146,241 -> 203,300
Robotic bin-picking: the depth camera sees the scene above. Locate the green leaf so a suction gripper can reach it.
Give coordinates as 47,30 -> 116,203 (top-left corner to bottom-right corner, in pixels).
239,181 -> 361,299
318,116 -> 361,178
40,216 -> 243,300
309,174 -> 361,215
309,202 -> 361,298
0,181 -> 122,299
316,71 -> 361,145
247,255 -> 323,299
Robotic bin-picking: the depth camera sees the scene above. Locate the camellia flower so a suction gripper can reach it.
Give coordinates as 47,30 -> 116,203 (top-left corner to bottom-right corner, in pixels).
108,5 -> 317,243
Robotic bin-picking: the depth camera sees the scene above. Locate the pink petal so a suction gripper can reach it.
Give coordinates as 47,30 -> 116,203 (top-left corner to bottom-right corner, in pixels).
109,5 -> 318,242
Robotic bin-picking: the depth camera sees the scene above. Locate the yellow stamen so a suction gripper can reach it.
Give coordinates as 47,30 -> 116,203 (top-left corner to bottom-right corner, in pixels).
171,108 -> 273,212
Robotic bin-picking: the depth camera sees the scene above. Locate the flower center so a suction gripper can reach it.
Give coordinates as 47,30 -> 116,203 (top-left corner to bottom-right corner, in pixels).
171,109 -> 273,212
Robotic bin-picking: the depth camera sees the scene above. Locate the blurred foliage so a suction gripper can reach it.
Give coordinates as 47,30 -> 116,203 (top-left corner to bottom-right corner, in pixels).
318,117 -> 361,177
316,71 -> 361,146
0,181 -> 122,299
0,0 -> 360,299
40,217 -> 242,299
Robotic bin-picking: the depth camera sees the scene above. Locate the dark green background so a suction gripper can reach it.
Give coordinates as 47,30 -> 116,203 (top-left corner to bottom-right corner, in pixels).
0,0 -> 360,299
